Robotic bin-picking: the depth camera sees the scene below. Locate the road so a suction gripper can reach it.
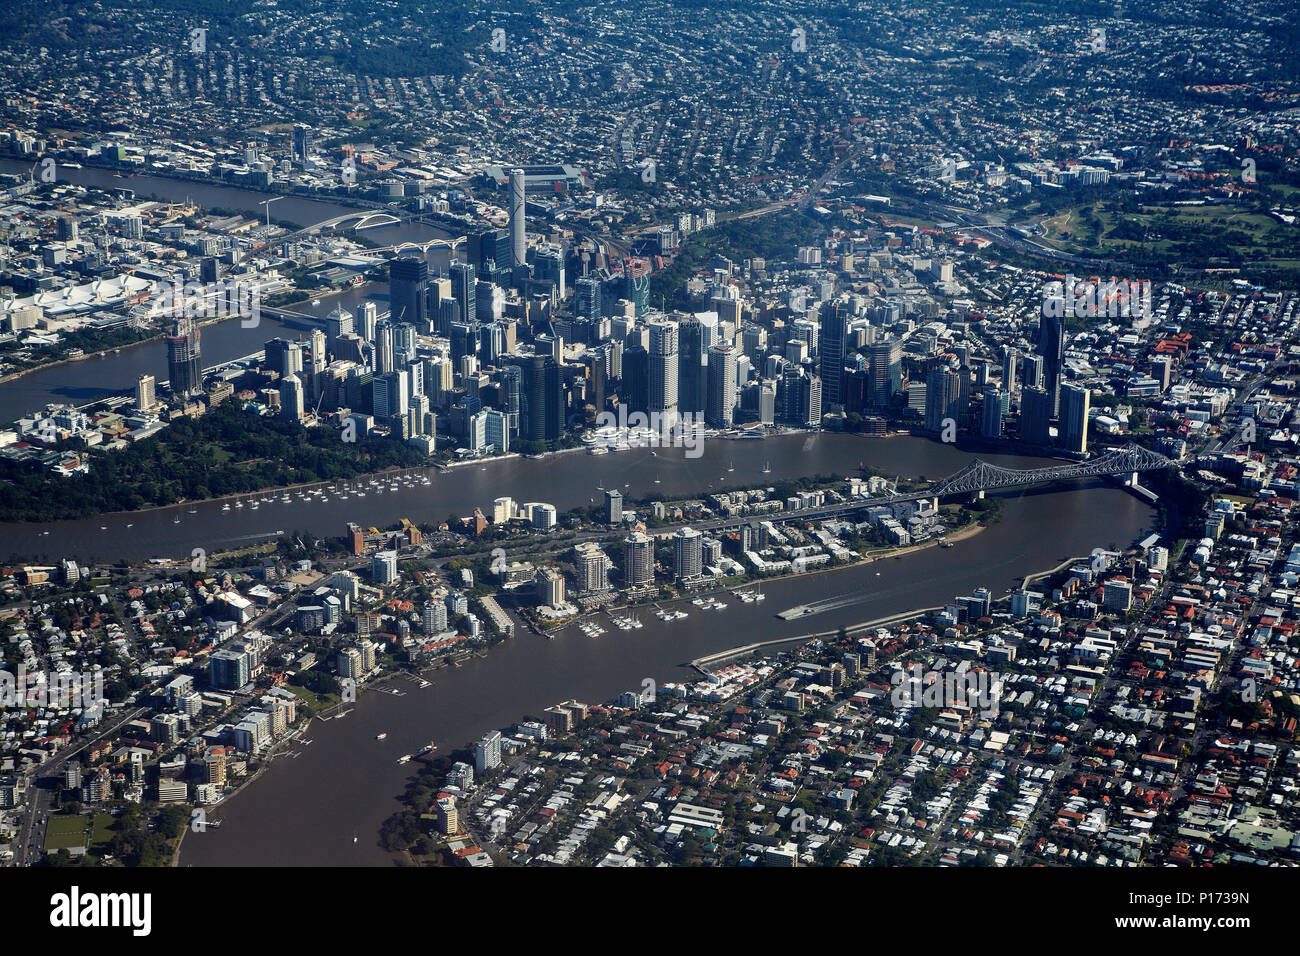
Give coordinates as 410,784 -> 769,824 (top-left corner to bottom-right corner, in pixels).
11,705 -> 148,866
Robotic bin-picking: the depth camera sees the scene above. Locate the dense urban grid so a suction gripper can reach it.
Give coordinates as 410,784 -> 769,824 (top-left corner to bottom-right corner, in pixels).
0,0 -> 1297,871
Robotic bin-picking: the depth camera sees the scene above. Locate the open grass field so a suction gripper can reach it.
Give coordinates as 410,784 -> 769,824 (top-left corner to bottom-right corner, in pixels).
1033,199 -> 1300,278
44,813 -> 91,851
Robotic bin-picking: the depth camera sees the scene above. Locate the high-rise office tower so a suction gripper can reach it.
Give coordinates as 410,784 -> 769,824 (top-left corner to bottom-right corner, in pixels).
480,322 -> 506,366
706,343 -> 738,427
264,337 -> 301,377
758,380 -> 776,424
648,319 -> 679,424
501,364 -> 522,435
575,276 -> 602,321
450,261 -> 476,327
981,388 -> 1003,440
437,298 -> 460,337
781,367 -> 822,427
818,301 -> 847,409
621,344 -> 650,414
624,263 -> 649,316
1021,353 -> 1044,391
866,339 -> 901,409
325,308 -> 353,359
534,246 -> 566,299
1037,307 -> 1065,416
309,328 -> 326,376
292,123 -> 311,163
678,317 -> 705,419
374,323 -> 395,375
475,279 -> 504,325
389,256 -> 428,327
1020,386 -> 1053,445
520,354 -> 562,445
359,302 -> 378,344
279,374 -> 305,422
166,317 -> 202,396
373,368 -> 410,423
925,364 -> 965,434
1060,383 -> 1090,454
450,323 -> 477,367
393,323 -> 417,369
584,349 -> 607,413
135,374 -> 156,411
1002,347 -> 1018,394
605,489 -> 623,524
477,229 -> 511,274
741,324 -> 767,360
509,168 -> 527,269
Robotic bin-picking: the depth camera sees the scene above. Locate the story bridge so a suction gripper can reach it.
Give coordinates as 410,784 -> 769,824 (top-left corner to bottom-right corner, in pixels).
685,443 -> 1174,534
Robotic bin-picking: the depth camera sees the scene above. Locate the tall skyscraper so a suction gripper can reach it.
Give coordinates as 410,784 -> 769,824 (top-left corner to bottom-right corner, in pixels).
509,168 -> 527,269
706,343 -> 738,427
279,374 -> 305,422
165,317 -> 202,396
1060,383 -> 1090,454
135,374 -> 156,411
781,367 -> 822,426
925,364 -> 965,434
575,276 -> 602,321
475,279 -> 504,325
450,261 -> 476,328
621,344 -> 650,414
1021,353 -> 1044,391
501,363 -> 522,434
1020,386 -> 1053,445
533,246 -> 566,299
818,301 -> 847,409
374,322 -> 395,375
573,542 -> 612,593
673,527 -> 703,581
648,319 -> 679,424
980,388 -> 1003,439
359,302 -> 378,344
389,256 -> 428,327
866,339 -> 901,409
1002,347 -> 1018,394
520,354 -> 563,445
477,229 -> 510,273
678,317 -> 705,419
1037,307 -> 1065,416
292,123 -> 311,163
624,531 -> 655,587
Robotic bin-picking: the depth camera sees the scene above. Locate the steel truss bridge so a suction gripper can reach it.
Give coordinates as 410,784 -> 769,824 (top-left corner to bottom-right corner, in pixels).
687,443 -> 1174,535
924,443 -> 1173,499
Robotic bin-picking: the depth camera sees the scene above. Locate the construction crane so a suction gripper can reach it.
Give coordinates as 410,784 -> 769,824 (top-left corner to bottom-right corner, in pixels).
258,195 -> 284,228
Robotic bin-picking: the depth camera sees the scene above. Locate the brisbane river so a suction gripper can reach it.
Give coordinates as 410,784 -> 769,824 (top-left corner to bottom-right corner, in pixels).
161,432 -> 1153,867
1,163 -> 1157,866
0,157 -> 455,425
